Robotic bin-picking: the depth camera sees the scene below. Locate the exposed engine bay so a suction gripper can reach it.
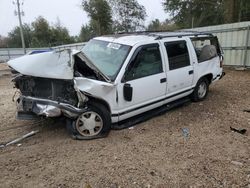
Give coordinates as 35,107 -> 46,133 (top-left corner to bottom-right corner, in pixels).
8,49 -> 113,120
14,75 -> 78,106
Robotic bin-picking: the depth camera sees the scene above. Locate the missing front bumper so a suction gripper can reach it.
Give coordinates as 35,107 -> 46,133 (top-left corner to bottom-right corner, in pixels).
16,96 -> 87,120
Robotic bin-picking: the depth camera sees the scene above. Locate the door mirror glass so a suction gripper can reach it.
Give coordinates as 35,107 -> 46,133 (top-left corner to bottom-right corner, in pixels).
123,83 -> 133,101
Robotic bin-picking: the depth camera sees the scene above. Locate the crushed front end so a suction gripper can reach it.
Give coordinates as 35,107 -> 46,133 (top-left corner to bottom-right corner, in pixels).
13,75 -> 87,120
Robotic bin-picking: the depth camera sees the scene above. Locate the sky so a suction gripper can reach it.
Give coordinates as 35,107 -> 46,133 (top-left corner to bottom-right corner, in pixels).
0,0 -> 167,37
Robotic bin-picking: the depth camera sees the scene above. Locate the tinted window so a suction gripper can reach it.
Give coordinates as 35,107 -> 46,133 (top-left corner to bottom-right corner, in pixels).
165,41 -> 190,70
124,44 -> 163,81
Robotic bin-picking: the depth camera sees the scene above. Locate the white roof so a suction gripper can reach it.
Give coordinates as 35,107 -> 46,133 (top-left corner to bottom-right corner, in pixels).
94,35 -> 156,46
94,31 -> 212,46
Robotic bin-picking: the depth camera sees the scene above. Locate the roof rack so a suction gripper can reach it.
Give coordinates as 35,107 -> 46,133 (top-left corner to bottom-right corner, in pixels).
117,30 -> 213,40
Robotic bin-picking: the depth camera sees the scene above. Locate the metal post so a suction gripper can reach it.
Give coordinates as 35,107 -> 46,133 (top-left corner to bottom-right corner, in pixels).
191,17 -> 194,29
7,48 -> 10,60
16,0 -> 26,54
243,25 -> 250,68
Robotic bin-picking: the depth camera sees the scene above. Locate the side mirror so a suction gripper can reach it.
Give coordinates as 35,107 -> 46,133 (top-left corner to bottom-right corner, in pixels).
123,83 -> 133,101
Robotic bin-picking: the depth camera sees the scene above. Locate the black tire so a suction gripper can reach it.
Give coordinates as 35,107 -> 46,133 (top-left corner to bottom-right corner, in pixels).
66,102 -> 111,140
191,78 -> 209,102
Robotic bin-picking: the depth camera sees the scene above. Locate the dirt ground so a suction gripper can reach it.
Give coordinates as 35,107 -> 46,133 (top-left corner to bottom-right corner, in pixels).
0,64 -> 249,188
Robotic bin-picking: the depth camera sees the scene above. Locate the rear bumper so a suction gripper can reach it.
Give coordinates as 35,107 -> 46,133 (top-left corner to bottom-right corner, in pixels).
219,71 -> 226,79
212,71 -> 225,82
16,96 -> 87,120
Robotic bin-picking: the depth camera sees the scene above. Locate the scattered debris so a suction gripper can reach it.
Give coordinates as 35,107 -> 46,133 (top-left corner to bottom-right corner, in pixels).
235,67 -> 246,71
17,143 -> 22,147
243,109 -> 250,113
231,161 -> 243,166
0,130 -> 39,148
84,184 -> 92,188
182,128 -> 190,138
128,126 -> 134,130
150,171 -> 156,176
230,127 -> 247,135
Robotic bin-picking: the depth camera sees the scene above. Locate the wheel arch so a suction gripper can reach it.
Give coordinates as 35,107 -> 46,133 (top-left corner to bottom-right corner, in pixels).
86,95 -> 111,113
199,73 -> 213,84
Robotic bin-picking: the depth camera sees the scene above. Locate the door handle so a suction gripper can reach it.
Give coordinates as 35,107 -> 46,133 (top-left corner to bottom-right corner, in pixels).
160,78 -> 167,83
189,70 -> 194,75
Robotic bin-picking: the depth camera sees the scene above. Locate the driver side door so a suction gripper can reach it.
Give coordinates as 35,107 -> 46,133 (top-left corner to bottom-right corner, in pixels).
117,43 -> 167,121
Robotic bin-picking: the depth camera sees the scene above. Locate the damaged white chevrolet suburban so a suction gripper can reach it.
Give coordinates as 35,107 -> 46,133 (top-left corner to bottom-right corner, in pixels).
8,31 -> 225,140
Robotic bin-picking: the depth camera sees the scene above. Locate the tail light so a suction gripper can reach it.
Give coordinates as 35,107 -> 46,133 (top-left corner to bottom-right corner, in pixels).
220,56 -> 224,68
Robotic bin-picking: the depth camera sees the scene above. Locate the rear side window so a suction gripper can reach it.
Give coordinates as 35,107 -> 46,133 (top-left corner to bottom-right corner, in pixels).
164,41 -> 190,70
191,37 -> 220,63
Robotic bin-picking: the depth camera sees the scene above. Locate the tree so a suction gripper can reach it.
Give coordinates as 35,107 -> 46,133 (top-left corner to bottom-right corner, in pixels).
82,0 -> 113,35
79,24 -> 95,42
31,16 -> 52,47
0,35 -> 9,48
6,16 -> 76,48
223,0 -> 250,23
147,19 -> 178,31
50,19 -> 75,46
163,0 -> 250,28
30,16 -> 75,47
7,24 -> 32,48
163,0 -> 224,28
108,0 -> 147,32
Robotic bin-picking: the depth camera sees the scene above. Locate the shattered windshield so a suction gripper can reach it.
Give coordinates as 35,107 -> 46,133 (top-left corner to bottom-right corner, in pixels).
82,39 -> 131,80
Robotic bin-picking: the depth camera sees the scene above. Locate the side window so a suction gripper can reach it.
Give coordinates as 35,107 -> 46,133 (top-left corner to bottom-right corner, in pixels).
124,44 -> 163,81
164,41 -> 190,70
191,37 -> 219,63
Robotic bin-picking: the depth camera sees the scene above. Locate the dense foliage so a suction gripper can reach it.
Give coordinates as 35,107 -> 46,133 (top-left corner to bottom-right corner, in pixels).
162,0 -> 250,28
2,16 -> 75,48
108,0 -> 147,32
82,0 -> 113,36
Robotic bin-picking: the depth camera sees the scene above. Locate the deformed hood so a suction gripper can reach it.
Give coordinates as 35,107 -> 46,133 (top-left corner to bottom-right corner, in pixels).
7,49 -> 111,82
7,49 -> 75,80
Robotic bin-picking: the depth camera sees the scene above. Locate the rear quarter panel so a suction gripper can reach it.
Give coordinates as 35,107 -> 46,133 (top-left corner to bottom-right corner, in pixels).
193,56 -> 223,85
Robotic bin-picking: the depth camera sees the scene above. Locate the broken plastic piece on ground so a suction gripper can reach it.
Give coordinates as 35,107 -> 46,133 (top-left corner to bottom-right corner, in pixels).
235,67 -> 246,71
128,126 -> 135,130
182,128 -> 190,138
243,109 -> 250,113
230,127 -> 247,135
231,161 -> 243,166
0,130 -> 39,148
84,184 -> 92,188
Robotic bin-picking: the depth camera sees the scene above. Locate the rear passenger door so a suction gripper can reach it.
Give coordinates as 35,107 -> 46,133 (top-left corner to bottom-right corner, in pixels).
163,40 -> 194,94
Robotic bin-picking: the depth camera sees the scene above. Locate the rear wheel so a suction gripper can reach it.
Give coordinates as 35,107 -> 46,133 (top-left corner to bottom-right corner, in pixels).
191,78 -> 209,102
66,102 -> 111,140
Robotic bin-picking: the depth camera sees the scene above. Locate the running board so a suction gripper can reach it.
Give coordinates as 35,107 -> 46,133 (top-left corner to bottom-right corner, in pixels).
112,97 -> 191,130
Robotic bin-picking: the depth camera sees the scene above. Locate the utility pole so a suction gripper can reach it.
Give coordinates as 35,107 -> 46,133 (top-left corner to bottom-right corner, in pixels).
191,17 -> 194,29
14,0 -> 26,54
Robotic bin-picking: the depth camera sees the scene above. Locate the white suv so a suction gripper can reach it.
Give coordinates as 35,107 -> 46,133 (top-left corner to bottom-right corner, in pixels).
8,31 -> 225,139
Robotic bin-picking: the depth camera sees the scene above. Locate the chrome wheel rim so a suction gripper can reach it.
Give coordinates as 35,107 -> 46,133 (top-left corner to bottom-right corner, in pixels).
198,82 -> 207,99
76,111 -> 103,137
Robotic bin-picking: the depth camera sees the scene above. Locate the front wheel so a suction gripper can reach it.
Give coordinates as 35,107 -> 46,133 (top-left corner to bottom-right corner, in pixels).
191,78 -> 209,102
66,103 -> 111,140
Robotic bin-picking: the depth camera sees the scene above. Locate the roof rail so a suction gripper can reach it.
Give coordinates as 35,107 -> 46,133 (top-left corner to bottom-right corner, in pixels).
155,32 -> 213,40
117,29 -> 174,34
117,30 -> 213,39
